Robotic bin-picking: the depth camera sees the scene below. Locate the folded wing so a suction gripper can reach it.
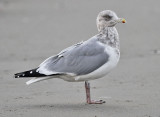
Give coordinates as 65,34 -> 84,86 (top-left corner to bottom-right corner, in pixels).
37,37 -> 109,76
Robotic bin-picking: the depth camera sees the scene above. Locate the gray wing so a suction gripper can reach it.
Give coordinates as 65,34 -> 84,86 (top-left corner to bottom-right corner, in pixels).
37,37 -> 109,75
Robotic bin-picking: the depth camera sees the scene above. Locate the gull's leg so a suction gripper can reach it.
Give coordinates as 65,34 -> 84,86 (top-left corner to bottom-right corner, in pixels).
85,81 -> 105,104
85,81 -> 91,103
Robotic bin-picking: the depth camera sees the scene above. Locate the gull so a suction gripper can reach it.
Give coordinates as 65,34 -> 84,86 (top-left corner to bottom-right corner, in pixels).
15,10 -> 126,104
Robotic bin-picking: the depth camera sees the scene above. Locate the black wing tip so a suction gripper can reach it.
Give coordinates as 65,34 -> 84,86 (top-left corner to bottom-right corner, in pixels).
14,72 -> 23,78
15,75 -> 19,78
14,74 -> 17,78
14,68 -> 47,78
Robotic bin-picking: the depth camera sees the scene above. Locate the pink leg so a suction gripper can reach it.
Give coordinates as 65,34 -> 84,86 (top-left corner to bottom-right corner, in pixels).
85,81 -> 105,104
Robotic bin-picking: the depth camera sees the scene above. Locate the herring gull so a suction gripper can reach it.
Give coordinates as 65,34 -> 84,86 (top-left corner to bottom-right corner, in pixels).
15,10 -> 126,104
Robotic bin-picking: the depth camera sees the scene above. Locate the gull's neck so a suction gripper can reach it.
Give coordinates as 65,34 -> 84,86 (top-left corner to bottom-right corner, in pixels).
98,27 -> 120,49
99,26 -> 114,34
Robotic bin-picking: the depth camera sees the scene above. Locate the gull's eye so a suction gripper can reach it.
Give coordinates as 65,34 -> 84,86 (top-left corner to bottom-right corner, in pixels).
103,15 -> 112,20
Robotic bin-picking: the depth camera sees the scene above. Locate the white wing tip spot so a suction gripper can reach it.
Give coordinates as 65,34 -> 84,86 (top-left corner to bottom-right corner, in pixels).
22,74 -> 25,76
30,71 -> 33,74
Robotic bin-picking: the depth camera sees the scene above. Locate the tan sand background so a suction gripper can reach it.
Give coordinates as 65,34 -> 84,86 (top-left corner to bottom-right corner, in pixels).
0,0 -> 160,117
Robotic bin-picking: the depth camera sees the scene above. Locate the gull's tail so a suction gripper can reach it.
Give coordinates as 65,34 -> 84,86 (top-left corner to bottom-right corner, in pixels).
15,69 -> 62,85
25,77 -> 53,85
14,68 -> 46,78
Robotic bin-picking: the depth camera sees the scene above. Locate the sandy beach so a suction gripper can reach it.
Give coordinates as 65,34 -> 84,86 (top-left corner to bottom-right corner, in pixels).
0,0 -> 160,116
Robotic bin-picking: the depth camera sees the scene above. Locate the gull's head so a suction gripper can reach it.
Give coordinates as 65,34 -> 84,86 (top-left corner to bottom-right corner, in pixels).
97,10 -> 126,32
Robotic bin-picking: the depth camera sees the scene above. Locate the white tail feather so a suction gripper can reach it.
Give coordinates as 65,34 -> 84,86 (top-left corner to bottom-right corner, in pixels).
26,77 -> 52,85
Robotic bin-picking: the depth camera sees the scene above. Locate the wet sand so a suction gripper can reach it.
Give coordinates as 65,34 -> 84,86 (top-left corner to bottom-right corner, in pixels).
0,0 -> 160,117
